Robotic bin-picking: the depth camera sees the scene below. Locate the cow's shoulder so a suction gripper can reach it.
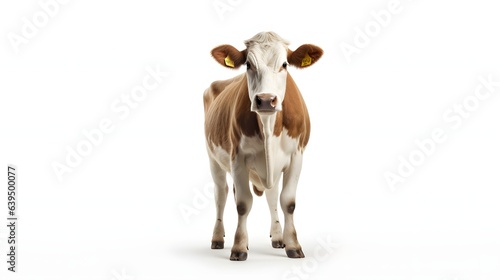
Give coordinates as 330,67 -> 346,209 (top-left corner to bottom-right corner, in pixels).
204,74 -> 245,113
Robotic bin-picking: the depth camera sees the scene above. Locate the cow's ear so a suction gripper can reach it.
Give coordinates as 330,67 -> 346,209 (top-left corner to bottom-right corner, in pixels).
211,45 -> 246,69
288,44 -> 323,68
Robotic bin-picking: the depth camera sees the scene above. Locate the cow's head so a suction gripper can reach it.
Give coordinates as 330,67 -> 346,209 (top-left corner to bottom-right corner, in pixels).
211,32 -> 323,114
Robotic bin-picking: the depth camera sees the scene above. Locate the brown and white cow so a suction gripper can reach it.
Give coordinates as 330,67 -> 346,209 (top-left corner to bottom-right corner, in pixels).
203,31 -> 323,261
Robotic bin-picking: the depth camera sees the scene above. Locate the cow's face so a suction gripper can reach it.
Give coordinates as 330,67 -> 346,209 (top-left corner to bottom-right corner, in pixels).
211,32 -> 323,114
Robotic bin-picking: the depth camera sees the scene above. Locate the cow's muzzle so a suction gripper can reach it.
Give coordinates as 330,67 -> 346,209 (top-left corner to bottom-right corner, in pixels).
255,94 -> 278,112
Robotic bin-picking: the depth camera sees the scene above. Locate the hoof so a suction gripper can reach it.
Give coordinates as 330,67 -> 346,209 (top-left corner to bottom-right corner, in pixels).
211,241 -> 224,249
272,240 -> 285,248
229,251 -> 248,261
286,248 -> 305,258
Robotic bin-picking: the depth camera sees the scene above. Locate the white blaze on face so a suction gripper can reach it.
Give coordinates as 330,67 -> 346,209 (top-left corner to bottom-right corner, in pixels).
245,40 -> 289,112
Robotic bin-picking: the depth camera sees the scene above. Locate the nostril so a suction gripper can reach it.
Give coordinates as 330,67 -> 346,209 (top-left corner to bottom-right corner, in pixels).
270,97 -> 277,107
256,96 -> 262,106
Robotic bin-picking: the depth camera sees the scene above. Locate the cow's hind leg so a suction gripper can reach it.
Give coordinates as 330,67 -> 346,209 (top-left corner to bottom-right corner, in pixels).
265,184 -> 284,248
209,158 -> 228,249
281,152 -> 305,258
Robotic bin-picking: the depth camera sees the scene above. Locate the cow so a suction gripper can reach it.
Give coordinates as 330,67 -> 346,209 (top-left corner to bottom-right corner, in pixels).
203,31 -> 323,261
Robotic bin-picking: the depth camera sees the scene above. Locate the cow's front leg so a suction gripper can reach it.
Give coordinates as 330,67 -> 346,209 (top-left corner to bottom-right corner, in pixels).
265,183 -> 284,248
230,157 -> 252,261
209,158 -> 228,249
281,151 -> 305,258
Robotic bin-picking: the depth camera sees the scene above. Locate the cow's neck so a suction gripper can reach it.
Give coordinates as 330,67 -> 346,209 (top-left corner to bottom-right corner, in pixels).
258,113 -> 278,188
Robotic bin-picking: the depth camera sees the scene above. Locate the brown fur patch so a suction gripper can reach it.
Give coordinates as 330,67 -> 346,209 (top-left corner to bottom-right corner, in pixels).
204,74 -> 260,159
273,73 -> 310,149
203,76 -> 241,113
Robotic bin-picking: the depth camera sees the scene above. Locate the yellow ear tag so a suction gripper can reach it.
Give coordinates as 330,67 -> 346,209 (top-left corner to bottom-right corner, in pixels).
224,55 -> 235,68
301,52 -> 312,67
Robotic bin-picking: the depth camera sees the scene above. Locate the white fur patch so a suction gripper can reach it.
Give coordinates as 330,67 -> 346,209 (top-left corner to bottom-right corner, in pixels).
208,128 -> 300,191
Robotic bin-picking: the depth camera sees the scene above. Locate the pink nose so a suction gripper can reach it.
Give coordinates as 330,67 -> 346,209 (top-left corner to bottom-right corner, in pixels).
255,94 -> 278,111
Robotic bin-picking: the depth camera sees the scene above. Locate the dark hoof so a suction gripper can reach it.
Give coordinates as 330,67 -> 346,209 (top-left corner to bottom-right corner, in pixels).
211,241 -> 224,249
229,251 -> 248,261
286,249 -> 305,258
272,240 -> 285,248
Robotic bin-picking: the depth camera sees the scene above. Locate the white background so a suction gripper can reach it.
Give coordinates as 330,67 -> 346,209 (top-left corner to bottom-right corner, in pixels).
1,0 -> 500,279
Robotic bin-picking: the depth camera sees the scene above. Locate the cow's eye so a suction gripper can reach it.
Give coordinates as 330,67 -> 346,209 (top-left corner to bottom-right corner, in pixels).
246,62 -> 251,70
282,62 -> 288,69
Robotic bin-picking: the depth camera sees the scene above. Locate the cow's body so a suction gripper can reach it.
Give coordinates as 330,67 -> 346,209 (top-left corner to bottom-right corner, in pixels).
203,32 -> 322,260
204,73 -> 309,188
